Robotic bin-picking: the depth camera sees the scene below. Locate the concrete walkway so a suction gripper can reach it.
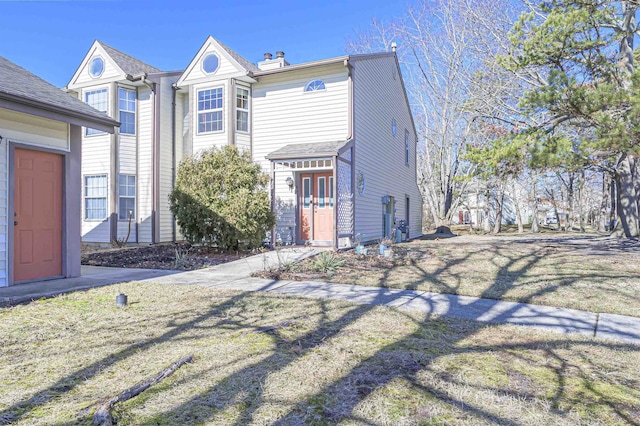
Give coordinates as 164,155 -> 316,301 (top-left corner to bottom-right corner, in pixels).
1,247 -> 639,345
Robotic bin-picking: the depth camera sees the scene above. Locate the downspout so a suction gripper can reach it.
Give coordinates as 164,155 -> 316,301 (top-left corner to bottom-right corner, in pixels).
110,82 -> 119,243
171,83 -> 178,241
228,79 -> 236,146
270,161 -> 276,248
141,75 -> 158,244
345,59 -> 356,246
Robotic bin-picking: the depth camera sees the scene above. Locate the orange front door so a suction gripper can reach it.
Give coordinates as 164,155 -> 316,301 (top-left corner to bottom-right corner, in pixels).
299,172 -> 334,242
14,148 -> 63,282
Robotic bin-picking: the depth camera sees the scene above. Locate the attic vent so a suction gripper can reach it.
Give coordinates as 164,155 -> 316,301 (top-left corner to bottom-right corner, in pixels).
202,53 -> 220,74
89,57 -> 104,78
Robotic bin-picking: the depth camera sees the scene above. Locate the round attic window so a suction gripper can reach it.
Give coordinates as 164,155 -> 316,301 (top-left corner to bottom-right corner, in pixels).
89,57 -> 104,78
202,53 -> 220,74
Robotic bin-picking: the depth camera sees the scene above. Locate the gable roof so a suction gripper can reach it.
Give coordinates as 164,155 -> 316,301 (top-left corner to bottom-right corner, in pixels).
0,56 -> 118,131
266,140 -> 351,160
176,36 -> 258,87
98,41 -> 162,75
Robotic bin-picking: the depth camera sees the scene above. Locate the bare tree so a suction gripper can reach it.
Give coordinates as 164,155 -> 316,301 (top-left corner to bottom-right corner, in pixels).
348,0 -> 526,232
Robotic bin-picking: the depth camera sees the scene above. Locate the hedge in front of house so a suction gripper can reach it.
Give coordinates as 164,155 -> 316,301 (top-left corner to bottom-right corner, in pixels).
169,145 -> 275,251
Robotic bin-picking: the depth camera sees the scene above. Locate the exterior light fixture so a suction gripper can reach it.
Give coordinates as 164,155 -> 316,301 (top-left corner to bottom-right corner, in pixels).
116,293 -> 128,307
285,176 -> 294,191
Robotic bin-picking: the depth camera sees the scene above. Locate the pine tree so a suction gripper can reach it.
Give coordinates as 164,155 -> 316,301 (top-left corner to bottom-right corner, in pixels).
473,0 -> 640,237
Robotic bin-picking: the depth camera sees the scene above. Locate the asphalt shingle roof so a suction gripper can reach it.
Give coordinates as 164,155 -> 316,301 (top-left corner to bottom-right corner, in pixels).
0,55 -> 118,125
99,41 -> 163,75
215,38 -> 259,72
266,140 -> 350,160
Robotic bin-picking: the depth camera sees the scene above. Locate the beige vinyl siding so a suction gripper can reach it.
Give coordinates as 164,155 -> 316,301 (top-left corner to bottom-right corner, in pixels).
158,76 -> 179,242
137,85 -> 154,243
70,48 -> 124,88
252,64 -> 349,173
0,138 -> 7,286
252,64 -> 349,241
118,135 -> 136,174
352,56 -> 422,242
0,109 -> 68,151
191,80 -> 229,154
81,133 -> 111,242
179,92 -> 192,158
273,175 -> 297,244
235,132 -> 251,152
174,92 -> 185,240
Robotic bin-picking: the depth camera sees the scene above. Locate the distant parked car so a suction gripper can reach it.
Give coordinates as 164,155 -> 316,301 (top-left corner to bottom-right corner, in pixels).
546,217 -> 558,225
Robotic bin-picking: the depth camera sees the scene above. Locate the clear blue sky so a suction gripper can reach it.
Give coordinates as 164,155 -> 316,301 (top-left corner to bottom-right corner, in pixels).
0,0 -> 404,88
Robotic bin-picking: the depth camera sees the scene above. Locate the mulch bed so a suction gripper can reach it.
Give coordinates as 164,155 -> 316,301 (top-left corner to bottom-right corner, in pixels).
81,244 -> 246,270
253,245 -> 434,281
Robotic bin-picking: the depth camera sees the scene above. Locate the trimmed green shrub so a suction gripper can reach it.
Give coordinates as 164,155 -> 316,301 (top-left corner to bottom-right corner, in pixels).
169,145 -> 275,251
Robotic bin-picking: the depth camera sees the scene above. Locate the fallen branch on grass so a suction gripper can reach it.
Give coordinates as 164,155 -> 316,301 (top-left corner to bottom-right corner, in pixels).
93,353 -> 194,426
243,320 -> 292,335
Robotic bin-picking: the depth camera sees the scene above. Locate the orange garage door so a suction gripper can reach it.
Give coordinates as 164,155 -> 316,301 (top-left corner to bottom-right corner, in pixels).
13,148 -> 63,282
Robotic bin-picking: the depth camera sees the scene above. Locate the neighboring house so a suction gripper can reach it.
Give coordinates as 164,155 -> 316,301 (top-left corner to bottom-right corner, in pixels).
452,181 -> 533,228
0,56 -> 118,287
71,37 -> 423,248
66,41 -> 181,244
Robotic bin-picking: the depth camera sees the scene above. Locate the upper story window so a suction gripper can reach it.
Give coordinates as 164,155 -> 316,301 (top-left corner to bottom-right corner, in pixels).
118,87 -> 136,135
85,88 -> 108,136
236,86 -> 249,133
89,57 -> 104,78
304,80 -> 325,92
202,53 -> 220,74
197,87 -> 223,133
405,129 -> 410,165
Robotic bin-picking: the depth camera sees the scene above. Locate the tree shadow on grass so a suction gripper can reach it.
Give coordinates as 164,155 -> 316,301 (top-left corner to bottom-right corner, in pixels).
3,236 -> 639,424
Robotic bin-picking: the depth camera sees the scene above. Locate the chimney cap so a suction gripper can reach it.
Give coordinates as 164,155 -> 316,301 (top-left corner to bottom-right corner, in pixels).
276,51 -> 285,58
391,42 -> 397,52
264,52 -> 273,60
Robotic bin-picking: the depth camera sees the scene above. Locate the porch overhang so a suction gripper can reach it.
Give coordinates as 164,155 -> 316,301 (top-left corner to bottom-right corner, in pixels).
266,140 -> 352,161
266,140 -> 355,249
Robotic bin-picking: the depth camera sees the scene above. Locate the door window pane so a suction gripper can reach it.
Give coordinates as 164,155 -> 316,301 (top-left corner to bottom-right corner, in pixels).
303,178 -> 311,208
329,177 -> 334,208
318,177 -> 326,208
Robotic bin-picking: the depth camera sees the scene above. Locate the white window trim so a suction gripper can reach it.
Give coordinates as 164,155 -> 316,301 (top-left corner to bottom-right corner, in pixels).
118,174 -> 136,221
236,85 -> 250,133
405,129 -> 411,165
201,52 -> 221,75
196,86 -> 224,135
83,86 -> 110,137
118,86 -> 136,136
88,56 -> 105,79
303,79 -> 326,93
84,174 -> 108,221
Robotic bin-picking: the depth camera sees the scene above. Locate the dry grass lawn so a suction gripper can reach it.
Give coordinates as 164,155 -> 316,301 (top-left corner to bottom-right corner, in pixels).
279,233 -> 640,317
1,281 -> 639,425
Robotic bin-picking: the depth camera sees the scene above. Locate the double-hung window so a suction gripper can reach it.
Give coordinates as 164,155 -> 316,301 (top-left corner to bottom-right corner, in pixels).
236,87 -> 249,132
85,88 -> 108,135
405,130 -> 410,165
84,175 -> 107,220
118,87 -> 136,135
197,88 -> 223,133
118,174 -> 136,220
